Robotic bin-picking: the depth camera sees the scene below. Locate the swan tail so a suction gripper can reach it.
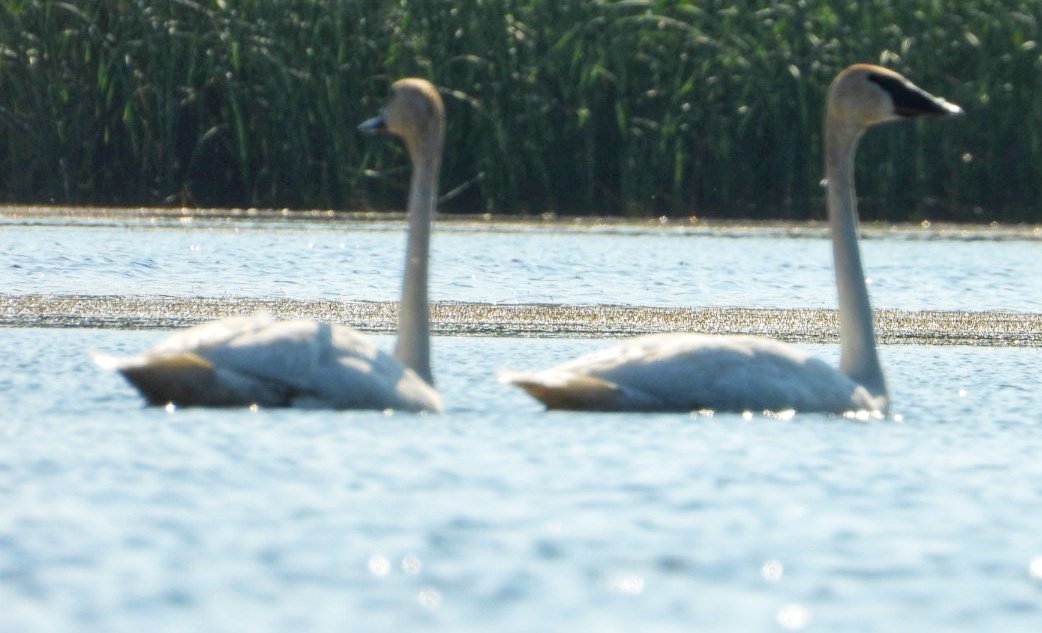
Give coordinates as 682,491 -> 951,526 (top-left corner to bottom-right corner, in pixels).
499,369 -> 625,411
98,351 -> 244,407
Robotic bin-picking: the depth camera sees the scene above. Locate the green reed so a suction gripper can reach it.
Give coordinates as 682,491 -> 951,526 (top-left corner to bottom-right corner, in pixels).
0,0 -> 1039,220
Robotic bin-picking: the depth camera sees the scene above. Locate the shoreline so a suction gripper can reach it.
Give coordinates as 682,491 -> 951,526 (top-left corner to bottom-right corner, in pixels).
2,205 -> 1041,241
2,293 -> 1038,346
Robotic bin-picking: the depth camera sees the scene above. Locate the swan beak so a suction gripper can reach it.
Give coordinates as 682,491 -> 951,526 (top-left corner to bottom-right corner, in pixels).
897,90 -> 964,118
358,112 -> 387,134
869,72 -> 965,118
936,99 -> 965,117
895,92 -> 964,119
906,91 -> 965,118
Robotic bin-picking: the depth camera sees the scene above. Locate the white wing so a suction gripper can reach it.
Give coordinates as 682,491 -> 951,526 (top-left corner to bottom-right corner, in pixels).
502,333 -> 881,414
99,315 -> 442,412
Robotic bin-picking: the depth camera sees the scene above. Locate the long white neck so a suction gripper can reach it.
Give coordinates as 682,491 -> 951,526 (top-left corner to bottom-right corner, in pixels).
825,120 -> 888,403
393,134 -> 441,386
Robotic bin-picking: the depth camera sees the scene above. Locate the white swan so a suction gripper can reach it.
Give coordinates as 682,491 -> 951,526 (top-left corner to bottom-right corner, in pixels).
98,78 -> 445,412
502,64 -> 963,415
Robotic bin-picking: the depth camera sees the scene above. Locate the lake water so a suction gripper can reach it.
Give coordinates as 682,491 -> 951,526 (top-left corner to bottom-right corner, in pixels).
3,214 -> 1042,311
2,213 -> 1042,632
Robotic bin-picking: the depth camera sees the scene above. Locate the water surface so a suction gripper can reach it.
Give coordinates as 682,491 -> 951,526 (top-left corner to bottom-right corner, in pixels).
2,213 -> 1041,632
2,329 -> 1042,632
3,215 -> 1041,311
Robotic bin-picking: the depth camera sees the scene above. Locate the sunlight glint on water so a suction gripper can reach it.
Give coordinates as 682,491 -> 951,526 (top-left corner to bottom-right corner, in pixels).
1,218 -> 1042,632
2,220 -> 1042,310
0,332 -> 1040,632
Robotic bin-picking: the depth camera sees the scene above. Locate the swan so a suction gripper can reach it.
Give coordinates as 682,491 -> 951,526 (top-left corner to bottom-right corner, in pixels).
502,64 -> 963,415
98,78 -> 445,412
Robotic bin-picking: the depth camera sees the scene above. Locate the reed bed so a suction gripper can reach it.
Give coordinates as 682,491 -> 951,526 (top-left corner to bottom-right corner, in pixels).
0,0 -> 1039,220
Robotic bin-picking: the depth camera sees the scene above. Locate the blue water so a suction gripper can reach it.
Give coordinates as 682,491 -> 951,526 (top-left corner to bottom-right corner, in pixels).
2,217 -> 1042,632
3,217 -> 1042,310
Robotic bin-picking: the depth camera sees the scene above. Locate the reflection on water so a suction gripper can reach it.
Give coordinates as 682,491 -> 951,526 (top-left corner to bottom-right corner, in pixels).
1,213 -> 1041,311
1,330 -> 1042,632
2,210 -> 1042,632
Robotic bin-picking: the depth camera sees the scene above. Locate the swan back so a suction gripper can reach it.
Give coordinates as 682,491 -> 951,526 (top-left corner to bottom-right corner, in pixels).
502,334 -> 883,414
100,316 -> 443,411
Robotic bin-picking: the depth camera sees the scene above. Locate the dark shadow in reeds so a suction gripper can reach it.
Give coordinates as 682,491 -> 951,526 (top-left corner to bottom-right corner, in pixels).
0,1 -> 1037,221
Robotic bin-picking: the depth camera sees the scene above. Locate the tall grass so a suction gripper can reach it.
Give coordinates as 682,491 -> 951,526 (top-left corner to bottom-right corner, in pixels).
0,0 -> 1039,221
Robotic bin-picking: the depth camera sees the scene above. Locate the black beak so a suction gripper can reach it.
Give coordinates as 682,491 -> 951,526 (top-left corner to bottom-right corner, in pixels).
869,72 -> 964,118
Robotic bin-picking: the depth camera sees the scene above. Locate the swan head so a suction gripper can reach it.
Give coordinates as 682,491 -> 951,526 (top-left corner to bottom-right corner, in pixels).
828,64 -> 963,129
358,78 -> 445,158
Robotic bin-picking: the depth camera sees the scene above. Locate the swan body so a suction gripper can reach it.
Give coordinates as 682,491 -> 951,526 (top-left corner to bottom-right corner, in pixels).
97,315 -> 441,411
501,333 -> 880,413
101,78 -> 445,412
504,64 -> 963,415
